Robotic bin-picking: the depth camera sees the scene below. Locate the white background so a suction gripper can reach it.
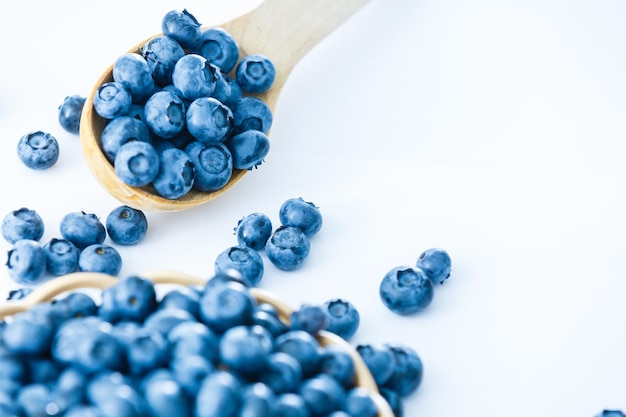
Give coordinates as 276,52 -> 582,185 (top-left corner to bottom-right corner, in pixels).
1,0 -> 626,415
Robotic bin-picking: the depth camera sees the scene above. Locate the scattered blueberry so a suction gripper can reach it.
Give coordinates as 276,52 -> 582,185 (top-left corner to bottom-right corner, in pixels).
235,212 -> 273,251
265,225 -> 311,271
380,266 -> 435,315
77,243 -> 123,276
59,211 -> 106,250
321,298 -> 360,340
43,238 -> 80,276
6,239 -> 47,284
58,95 -> 86,134
383,343 -> 424,397
279,197 -> 323,237
1,207 -> 44,244
106,205 -> 148,245
17,131 -> 60,170
215,245 -> 264,287
417,247 -> 452,285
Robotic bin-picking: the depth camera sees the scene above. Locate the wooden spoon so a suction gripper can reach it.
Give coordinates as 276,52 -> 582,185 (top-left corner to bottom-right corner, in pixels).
80,0 -> 370,212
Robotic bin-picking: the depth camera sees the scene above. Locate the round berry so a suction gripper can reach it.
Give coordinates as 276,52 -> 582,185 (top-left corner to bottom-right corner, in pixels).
78,244 -> 122,276
43,238 -> 80,276
215,245 -> 264,287
321,298 -> 360,340
106,205 -> 148,246
379,266 -> 434,315
1,208 -> 44,244
59,211 -> 106,250
58,95 -> 86,134
265,226 -> 310,271
416,247 -> 452,285
235,212 -> 272,251
6,240 -> 47,285
236,54 -> 276,93
17,131 -> 60,170
279,197 -> 322,237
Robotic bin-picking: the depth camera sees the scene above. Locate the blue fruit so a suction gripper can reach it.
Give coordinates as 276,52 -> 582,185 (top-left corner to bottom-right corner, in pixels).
379,266 -> 434,315
56,291 -> 98,318
59,211 -> 106,250
383,343 -> 424,397
232,96 -> 273,134
321,298 -> 360,340
6,287 -> 33,300
235,212 -> 272,251
86,370 -> 148,415
184,141 -> 233,192
265,226 -> 310,271
168,321 -> 220,362
124,330 -> 169,375
186,97 -> 233,143
239,382 -> 276,417
114,141 -> 160,187
195,370 -> 242,417
226,129 -> 270,170
152,148 -> 194,199
172,54 -> 219,101
159,287 -> 201,320
379,388 -> 404,417
279,197 -> 323,237
273,393 -> 311,417
17,131 -> 60,170
298,374 -> 346,416
318,345 -> 355,388
213,73 -> 243,108
215,245 -> 264,287
141,35 -> 186,86
58,94 -> 86,134
219,325 -> 274,376
106,205 -> 148,245
344,387 -> 378,417
143,90 -> 186,138
274,330 -> 321,378
100,116 -> 152,162
98,275 -> 157,323
78,244 -> 123,276
416,247 -> 452,285
143,373 -> 190,417
112,52 -> 156,104
6,239 -> 47,284
3,311 -> 53,355
236,54 -> 276,93
259,352 -> 302,394
290,304 -> 327,335
355,344 -> 396,387
43,238 -> 80,276
143,307 -> 197,337
171,354 -> 214,397
16,383 -> 54,417
162,9 -> 202,50
252,307 -> 289,339
197,27 -> 240,73
93,82 -> 133,119
199,279 -> 255,333
596,411 -> 626,417
1,207 -> 44,244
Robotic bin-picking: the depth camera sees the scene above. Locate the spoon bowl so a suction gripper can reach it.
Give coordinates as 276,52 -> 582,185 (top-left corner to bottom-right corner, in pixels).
80,0 -> 369,211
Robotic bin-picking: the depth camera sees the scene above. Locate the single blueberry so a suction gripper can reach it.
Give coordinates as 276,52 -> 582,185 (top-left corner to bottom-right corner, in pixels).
3,311 -> 54,355
17,131 -> 60,170
195,370 -> 242,417
417,247 -> 452,285
318,345 -> 356,388
236,54 -> 276,93
106,205 -> 148,246
161,9 -> 202,50
379,266 -> 435,315
344,387 -> 378,417
290,304 -> 327,335
124,329 -> 169,375
172,54 -> 219,101
170,354 -> 214,397
196,27 -> 240,73
152,147 -> 195,199
298,374 -> 346,416
199,279 -> 255,333
78,244 -> 123,276
212,71 -> 243,109
93,82 -> 133,119
114,141 -> 160,187
252,307 -> 290,339
274,330 -> 321,378
232,96 -> 273,134
215,245 -> 264,287
58,94 -> 86,133
159,286 -> 201,320
235,212 -> 273,251
98,275 -> 158,323
100,116 -> 152,162
143,90 -> 186,139
185,141 -> 233,192
226,129 -> 270,170
112,52 -> 156,104
59,211 -> 106,250
279,197 -> 323,237
43,238 -> 80,275
219,325 -> 274,376
168,320 -> 220,362
6,239 -> 47,284
321,298 -> 360,340
143,307 -> 197,337
273,393 -> 311,417
259,352 -> 302,394
355,344 -> 396,387
141,35 -> 186,86
143,373 -> 190,417
239,382 -> 276,417
265,225 -> 311,271
382,343 -> 424,397
1,207 -> 44,244
186,96 -> 233,143
55,291 -> 98,318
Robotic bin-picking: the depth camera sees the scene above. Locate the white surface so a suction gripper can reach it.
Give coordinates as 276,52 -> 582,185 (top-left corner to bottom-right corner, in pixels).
1,0 -> 626,415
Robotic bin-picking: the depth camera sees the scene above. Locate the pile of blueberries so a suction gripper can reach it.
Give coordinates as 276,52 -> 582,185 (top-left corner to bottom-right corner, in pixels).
0,271 -> 420,416
2,205 -> 148,290
93,9 -> 276,199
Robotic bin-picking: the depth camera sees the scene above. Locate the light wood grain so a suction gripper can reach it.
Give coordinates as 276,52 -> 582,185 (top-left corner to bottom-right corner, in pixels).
80,0 -> 370,212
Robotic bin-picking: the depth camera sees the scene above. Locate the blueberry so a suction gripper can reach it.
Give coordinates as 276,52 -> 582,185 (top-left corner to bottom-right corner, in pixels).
273,393 -> 311,417
197,27 -> 240,73
143,90 -> 186,138
343,387 -> 378,417
290,304 -> 327,335
321,298 -> 360,340
355,344 -> 396,387
318,345 -> 356,388
16,383 -> 54,417
86,370 -> 148,414
78,244 -> 122,276
596,411 -> 626,417
143,373 -> 190,417
168,321 -> 220,362
161,9 -> 202,50
6,239 -> 47,284
274,330 -> 321,378
199,279 -> 255,333
232,96 -> 273,134
186,96 -> 233,143
106,205 -> 148,245
112,52 -> 156,104
195,370 -> 242,417
379,388 -> 404,417
379,266 -> 434,315
170,354 -> 214,397
59,211 -> 106,250
43,238 -> 80,275
143,307 -> 197,337
298,374 -> 346,416
56,291 -> 98,318
141,35 -> 186,86
239,382 -> 276,417
58,94 -> 86,133
124,329 -> 169,375
252,307 -> 290,339
213,73 -> 243,108
1,207 -> 44,244
114,141 -> 160,187
93,82 -> 133,119
159,287 -> 201,320
98,275 -> 157,323
215,245 -> 264,287
184,141 -> 233,192
6,287 -> 33,300
152,148 -> 195,199
100,116 -> 152,162
383,343 -> 424,397
236,54 -> 276,93
235,212 -> 273,251
219,325 -> 274,376
279,197 -> 323,237
172,54 -> 219,101
3,311 -> 53,355
265,225 -> 311,271
226,129 -> 270,170
17,131 -> 60,170
258,352 -> 302,394
416,247 -> 452,285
